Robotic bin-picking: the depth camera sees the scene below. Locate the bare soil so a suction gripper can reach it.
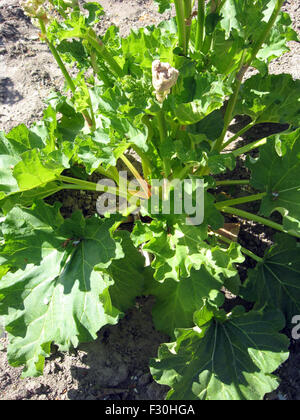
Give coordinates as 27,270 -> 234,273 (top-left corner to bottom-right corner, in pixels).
0,0 -> 300,401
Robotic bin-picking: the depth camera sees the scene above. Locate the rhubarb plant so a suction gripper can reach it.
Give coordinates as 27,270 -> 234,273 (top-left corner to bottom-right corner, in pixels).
0,0 -> 300,400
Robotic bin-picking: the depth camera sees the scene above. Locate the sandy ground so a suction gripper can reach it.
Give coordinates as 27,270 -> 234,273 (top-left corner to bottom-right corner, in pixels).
0,0 -> 300,401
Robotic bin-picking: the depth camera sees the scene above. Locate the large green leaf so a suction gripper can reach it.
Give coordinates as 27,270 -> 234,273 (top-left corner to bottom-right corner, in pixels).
247,135 -> 300,236
150,307 -> 289,400
242,234 -> 300,320
0,203 -> 123,377
235,73 -> 300,125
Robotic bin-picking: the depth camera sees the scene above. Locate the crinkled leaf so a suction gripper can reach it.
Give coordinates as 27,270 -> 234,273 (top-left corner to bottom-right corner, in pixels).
83,2 -> 105,25
135,197 -> 237,284
154,0 -> 172,13
121,19 -> 178,71
147,241 -> 243,338
273,128 -> 300,157
150,308 -> 289,400
192,110 -> 224,142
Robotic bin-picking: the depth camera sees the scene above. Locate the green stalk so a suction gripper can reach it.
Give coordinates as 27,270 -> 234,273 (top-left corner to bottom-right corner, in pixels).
215,180 -> 250,186
195,0 -> 205,51
130,144 -> 152,180
216,0 -> 226,13
183,0 -> 192,53
85,32 -> 124,78
157,109 -> 171,176
58,175 -> 129,200
232,138 -> 268,157
215,233 -> 264,263
210,0 -> 218,13
39,19 -> 75,94
176,163 -> 195,180
215,193 -> 267,209
213,50 -> 247,152
38,19 -> 94,128
174,0 -> 187,54
90,50 -> 113,87
222,120 -> 257,150
220,206 -> 300,238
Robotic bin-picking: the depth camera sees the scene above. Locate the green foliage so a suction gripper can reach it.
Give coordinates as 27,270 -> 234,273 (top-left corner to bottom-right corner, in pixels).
0,0 -> 299,400
242,234 -> 300,320
247,133 -> 300,236
150,308 -> 289,400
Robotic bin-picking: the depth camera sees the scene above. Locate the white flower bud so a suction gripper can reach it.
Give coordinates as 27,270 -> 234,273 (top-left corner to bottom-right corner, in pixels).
19,0 -> 47,17
152,60 -> 179,103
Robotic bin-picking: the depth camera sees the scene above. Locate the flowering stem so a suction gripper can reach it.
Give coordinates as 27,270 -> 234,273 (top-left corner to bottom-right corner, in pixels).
38,18 -> 94,128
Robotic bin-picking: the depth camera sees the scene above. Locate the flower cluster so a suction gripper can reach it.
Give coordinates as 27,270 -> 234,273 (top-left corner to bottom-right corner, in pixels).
19,0 -> 47,18
152,60 -> 179,103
